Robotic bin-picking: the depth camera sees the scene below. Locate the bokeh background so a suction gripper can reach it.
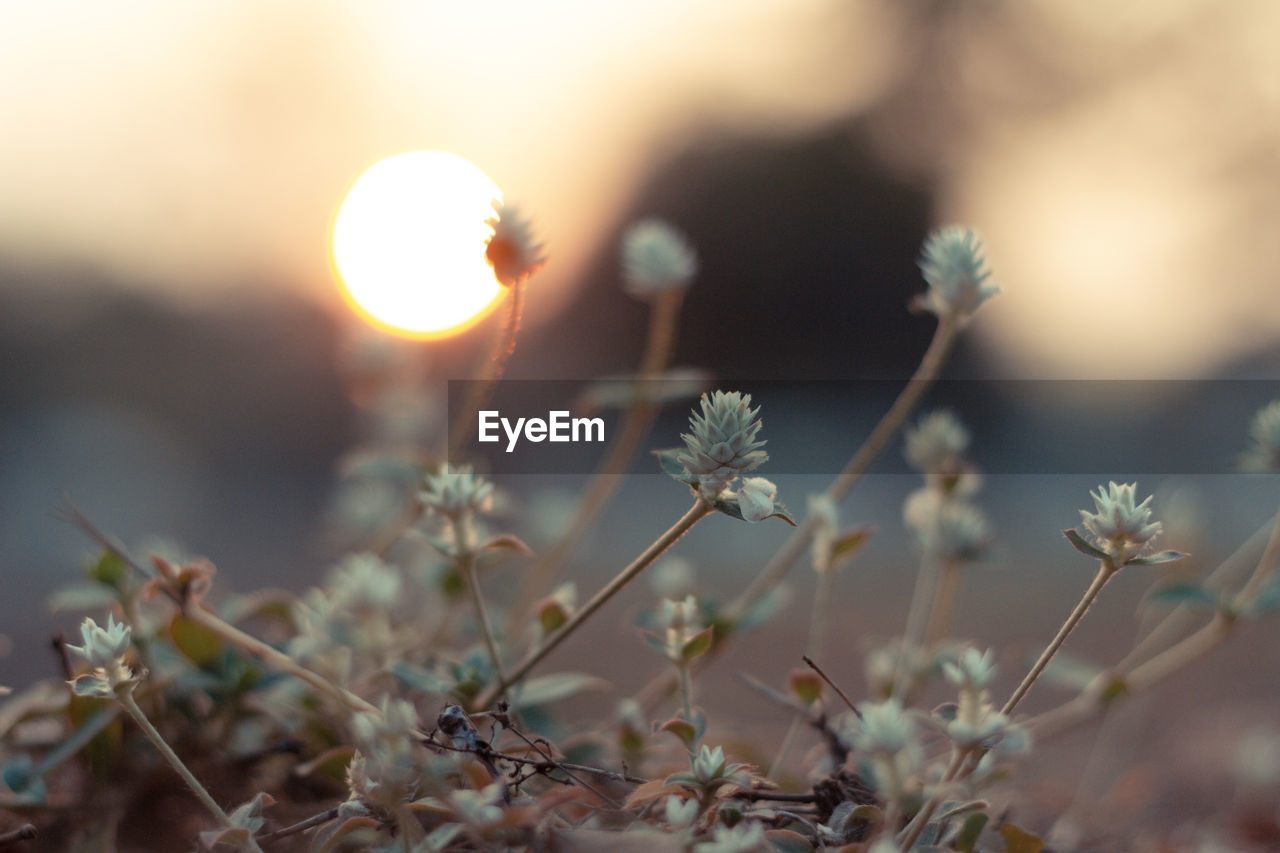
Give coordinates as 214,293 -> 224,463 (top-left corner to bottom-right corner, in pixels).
4,1 -> 1280,844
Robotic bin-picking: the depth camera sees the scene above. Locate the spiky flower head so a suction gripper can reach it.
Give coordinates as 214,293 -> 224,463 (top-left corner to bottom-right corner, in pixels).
677,390 -> 768,499
1239,400 -> 1280,472
849,698 -> 916,756
665,794 -> 699,830
943,646 -> 997,692
420,464 -> 493,519
621,219 -> 698,299
329,552 -> 402,611
67,614 -> 132,671
904,409 -> 970,475
1080,481 -> 1162,563
67,615 -> 141,697
915,227 -> 999,319
485,200 -> 546,287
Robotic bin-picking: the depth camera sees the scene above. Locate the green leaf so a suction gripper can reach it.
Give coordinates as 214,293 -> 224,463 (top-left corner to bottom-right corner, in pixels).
1126,549 -> 1188,566
388,661 -> 452,697
954,812 -> 989,852
711,496 -> 797,526
1144,582 -> 1220,610
512,673 -> 609,707
169,615 -> 224,667
680,625 -> 715,662
653,448 -> 696,485
657,717 -> 697,751
1063,529 -> 1108,559
480,534 -> 534,557
999,823 -> 1044,853
47,583 -> 119,614
88,551 -> 130,591
828,524 -> 876,566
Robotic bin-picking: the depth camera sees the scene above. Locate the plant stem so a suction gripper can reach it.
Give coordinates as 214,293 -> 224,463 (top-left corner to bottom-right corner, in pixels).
448,278 -> 527,462
892,553 -> 942,702
118,691 -> 233,829
924,559 -> 963,648
455,514 -> 508,698
1002,559 -> 1118,716
516,288 -> 685,611
474,497 -> 713,710
624,319 -> 963,717
184,605 -> 379,717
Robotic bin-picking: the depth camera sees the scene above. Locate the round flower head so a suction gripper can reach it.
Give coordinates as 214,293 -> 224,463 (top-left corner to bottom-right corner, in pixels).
904,409 -> 970,475
849,698 -> 916,756
1239,400 -> 1280,472
621,219 -> 698,299
1080,481 -> 1162,563
420,464 -> 493,519
68,614 -> 132,671
903,489 -> 991,562
677,390 -> 768,499
485,200 -> 546,287
915,226 -> 999,319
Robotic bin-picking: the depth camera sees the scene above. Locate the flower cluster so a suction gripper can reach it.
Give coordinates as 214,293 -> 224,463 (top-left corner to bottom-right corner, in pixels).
1239,400 -> 1280,472
67,616 -> 141,698
1079,481 -> 1163,564
420,464 -> 494,520
346,697 -> 427,811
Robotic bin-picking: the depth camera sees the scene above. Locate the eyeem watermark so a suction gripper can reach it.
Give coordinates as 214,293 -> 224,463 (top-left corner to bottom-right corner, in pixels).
478,410 -> 605,453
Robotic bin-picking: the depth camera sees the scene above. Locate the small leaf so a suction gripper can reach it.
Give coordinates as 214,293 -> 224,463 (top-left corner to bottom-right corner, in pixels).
1126,549 -> 1189,566
653,448 -> 696,485
1143,582 -> 1220,610
388,661 -> 452,697
538,599 -> 570,635
680,626 -> 715,662
954,812 -> 989,853
787,670 -> 822,706
765,828 -> 814,853
312,815 -> 379,853
1063,529 -> 1108,559
765,506 -> 798,527
295,746 -> 356,785
512,673 -> 609,707
712,496 -> 746,521
999,823 -> 1044,853
88,551 -> 130,591
656,718 -> 697,751
169,615 -> 224,667
47,584 -> 119,614
480,534 -> 534,557
828,524 -> 876,566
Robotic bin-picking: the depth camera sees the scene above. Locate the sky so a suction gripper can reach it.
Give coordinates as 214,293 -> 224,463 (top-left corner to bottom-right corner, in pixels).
2,0 -> 1280,376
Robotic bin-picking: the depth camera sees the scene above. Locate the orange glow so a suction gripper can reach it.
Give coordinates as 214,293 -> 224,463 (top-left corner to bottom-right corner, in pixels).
330,150 -> 505,339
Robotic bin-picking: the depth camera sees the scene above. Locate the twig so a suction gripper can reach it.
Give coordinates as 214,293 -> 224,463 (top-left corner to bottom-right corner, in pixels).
802,656 -> 861,720
738,672 -> 849,765
259,808 -> 341,846
503,727 -> 623,809
0,825 -> 37,849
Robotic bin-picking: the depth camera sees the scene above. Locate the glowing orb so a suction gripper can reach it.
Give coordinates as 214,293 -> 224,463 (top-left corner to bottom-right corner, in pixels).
330,150 -> 505,338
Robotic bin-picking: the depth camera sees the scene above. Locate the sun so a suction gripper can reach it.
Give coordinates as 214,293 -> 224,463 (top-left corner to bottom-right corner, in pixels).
330,150 -> 505,338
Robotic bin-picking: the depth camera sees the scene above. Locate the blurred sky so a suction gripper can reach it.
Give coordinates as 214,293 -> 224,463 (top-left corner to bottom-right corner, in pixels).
3,0 -> 1280,377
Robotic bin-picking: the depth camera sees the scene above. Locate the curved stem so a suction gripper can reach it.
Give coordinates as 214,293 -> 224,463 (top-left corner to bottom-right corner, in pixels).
1002,560 -> 1117,716
516,289 -> 685,611
448,278 -> 527,462
474,497 -> 713,710
892,554 -> 942,702
119,691 -> 233,829
455,514 -> 508,698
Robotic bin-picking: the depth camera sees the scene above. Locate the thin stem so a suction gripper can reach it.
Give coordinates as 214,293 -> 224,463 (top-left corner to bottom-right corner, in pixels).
626,318 -> 962,715
455,514 -> 507,698
118,691 -> 233,829
924,559 -> 963,648
0,825 -> 37,848
1001,560 -> 1117,717
259,808 -> 341,846
516,288 -> 685,612
474,497 -> 713,710
184,605 -> 379,717
449,278 -> 527,462
892,553 -> 941,702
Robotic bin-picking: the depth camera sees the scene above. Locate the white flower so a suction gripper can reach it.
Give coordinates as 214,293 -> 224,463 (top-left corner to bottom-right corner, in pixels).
664,794 -> 699,830
449,783 -> 505,828
649,556 -> 696,598
694,823 -> 766,853
621,219 -> 698,299
329,552 -> 401,611
903,489 -> 991,562
67,615 -> 132,671
849,699 -> 916,756
904,409 -> 970,475
420,464 -> 493,519
1079,481 -> 1162,562
692,745 -> 727,783
485,200 -> 546,286
736,477 -> 777,522
677,391 -> 768,499
943,647 -> 997,691
1239,400 -> 1280,472
915,227 -> 999,319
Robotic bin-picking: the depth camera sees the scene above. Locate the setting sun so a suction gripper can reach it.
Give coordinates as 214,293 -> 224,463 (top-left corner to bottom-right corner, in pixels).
330,150 -> 505,338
